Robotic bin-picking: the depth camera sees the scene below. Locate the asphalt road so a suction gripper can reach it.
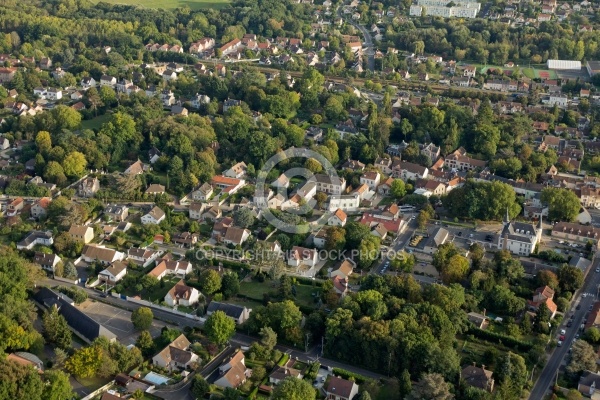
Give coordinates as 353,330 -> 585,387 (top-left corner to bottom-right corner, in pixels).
528,255 -> 600,400
337,7 -> 375,72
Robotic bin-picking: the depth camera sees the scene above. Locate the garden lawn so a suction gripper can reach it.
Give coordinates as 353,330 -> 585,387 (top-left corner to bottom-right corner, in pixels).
148,276 -> 180,302
91,0 -> 230,9
238,281 -> 319,309
80,113 -> 112,130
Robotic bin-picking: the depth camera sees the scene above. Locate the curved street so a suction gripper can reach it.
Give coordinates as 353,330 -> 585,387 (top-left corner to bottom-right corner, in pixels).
337,6 -> 375,72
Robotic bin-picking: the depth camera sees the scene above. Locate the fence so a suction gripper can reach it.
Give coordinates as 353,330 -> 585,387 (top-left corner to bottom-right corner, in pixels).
80,381 -> 114,400
110,292 -> 206,323
54,276 -> 80,285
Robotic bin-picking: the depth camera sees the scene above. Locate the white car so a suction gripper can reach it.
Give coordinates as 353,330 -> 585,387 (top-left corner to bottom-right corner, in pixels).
596,267 -> 600,273
559,240 -> 564,244
557,340 -> 563,347
560,329 -> 566,335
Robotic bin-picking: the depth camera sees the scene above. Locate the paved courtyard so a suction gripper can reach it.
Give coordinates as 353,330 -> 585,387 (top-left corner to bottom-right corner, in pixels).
77,300 -> 166,345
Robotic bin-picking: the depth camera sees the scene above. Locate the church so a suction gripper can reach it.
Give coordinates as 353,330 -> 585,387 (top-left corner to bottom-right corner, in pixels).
497,210 -> 542,256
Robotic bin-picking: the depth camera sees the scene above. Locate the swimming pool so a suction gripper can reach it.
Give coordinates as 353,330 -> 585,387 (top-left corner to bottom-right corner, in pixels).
143,371 -> 171,385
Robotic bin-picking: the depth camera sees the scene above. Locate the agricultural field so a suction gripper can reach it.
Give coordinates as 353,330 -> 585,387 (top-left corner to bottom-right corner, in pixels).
92,0 -> 230,10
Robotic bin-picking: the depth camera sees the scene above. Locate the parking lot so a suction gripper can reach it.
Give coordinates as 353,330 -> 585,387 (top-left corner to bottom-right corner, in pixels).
77,300 -> 167,345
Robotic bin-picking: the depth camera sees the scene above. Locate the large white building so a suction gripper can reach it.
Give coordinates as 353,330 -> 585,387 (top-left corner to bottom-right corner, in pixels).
547,60 -> 582,70
410,0 -> 480,18
497,211 -> 542,256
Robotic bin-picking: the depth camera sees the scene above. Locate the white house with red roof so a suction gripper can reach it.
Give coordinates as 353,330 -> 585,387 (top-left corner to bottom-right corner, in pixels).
288,246 -> 318,268
328,208 -> 347,226
210,176 -> 245,195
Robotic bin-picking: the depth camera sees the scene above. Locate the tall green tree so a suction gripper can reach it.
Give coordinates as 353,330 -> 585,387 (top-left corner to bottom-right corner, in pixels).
271,377 -> 316,400
204,310 -> 236,345
131,307 -> 154,330
42,307 -> 72,350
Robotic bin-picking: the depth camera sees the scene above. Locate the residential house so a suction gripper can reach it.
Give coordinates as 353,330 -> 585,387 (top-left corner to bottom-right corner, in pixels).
191,183 -> 214,201
148,259 -> 193,279
373,157 -> 392,175
172,232 -> 198,248
463,66 -> 477,77
127,247 -> 162,268
328,208 -> 347,227
324,376 -> 359,400
551,222 -> 600,247
69,225 -> 94,243
445,147 -> 487,171
223,226 -> 251,246
527,286 -> 558,319
305,126 -> 323,143
392,161 -> 429,181
578,371 -> 600,398
78,177 -> 100,198
461,364 -> 495,392
377,177 -> 395,195
467,312 -> 489,330
341,159 -> 366,172
421,143 -> 441,162
104,205 -> 129,222
202,206 -> 222,222
330,259 -> 354,280
191,93 -> 211,109
206,301 -> 252,324
414,179 -> 446,197
310,174 -> 346,195
99,261 -> 128,284
498,212 -> 542,256
214,350 -> 248,389
170,105 -> 188,117
152,334 -> 198,371
269,362 -> 304,385
360,171 -> 380,190
100,75 -> 117,87
224,162 -> 247,179
332,275 -> 350,297
33,252 -> 61,272
81,77 -> 97,89
124,160 -> 146,175
16,231 -> 54,250
7,197 -> 24,216
141,206 -> 166,225
288,246 -> 318,268
211,176 -> 245,195
223,98 -> 243,113
30,197 -> 51,219
81,244 -> 125,265
145,184 -> 166,196
188,203 -> 206,220
420,227 -> 449,255
165,280 -> 201,307
0,67 -> 16,83
162,70 -> 177,81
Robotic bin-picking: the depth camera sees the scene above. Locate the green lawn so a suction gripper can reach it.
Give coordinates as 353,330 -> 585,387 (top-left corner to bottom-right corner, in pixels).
238,281 -> 320,309
80,113 -> 112,130
91,0 -> 230,9
148,276 -> 180,302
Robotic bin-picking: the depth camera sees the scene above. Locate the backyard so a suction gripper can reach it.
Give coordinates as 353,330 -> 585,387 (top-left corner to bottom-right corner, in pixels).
238,280 -> 321,309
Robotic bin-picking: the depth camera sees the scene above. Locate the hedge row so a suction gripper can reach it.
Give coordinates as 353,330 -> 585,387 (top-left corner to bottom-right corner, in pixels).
466,326 -> 533,352
331,367 -> 372,385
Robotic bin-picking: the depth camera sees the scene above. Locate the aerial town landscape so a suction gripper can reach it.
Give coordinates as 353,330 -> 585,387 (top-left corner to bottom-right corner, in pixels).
5,0 -> 600,399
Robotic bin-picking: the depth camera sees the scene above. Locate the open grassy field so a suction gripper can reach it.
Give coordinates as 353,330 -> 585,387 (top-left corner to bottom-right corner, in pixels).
92,0 -> 230,10
238,280 -> 320,309
80,113 -> 112,130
